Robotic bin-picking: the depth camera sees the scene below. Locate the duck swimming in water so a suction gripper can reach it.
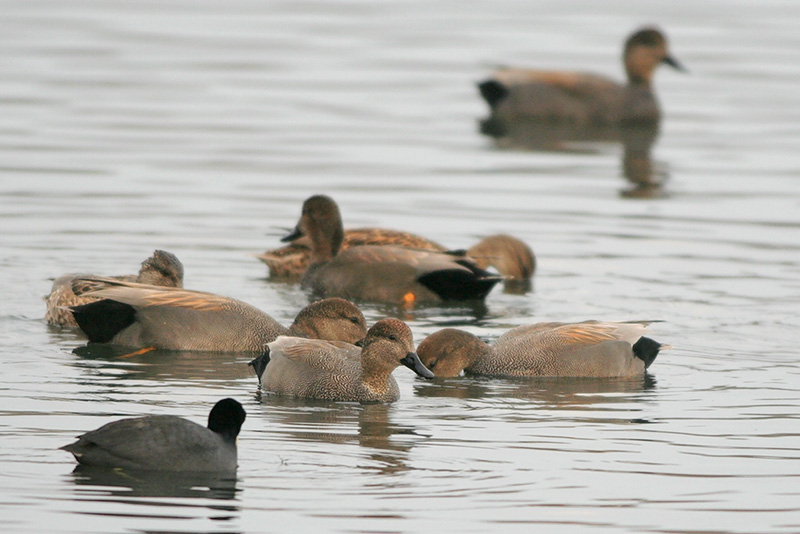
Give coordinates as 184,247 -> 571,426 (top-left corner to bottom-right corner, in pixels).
479,27 -> 686,125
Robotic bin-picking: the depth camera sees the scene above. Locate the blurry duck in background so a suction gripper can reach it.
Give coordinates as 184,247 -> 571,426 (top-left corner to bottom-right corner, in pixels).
478,26 -> 686,125
478,27 -> 684,199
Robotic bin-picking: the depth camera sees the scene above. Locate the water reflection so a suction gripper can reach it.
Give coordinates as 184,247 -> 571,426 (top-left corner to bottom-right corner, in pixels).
71,344 -> 252,382
480,117 -> 667,198
257,396 -> 422,475
414,373 -> 657,408
370,300 -> 492,325
68,465 -> 240,502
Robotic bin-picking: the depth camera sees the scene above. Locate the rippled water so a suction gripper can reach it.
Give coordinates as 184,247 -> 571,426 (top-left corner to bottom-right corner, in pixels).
2,1 -> 800,533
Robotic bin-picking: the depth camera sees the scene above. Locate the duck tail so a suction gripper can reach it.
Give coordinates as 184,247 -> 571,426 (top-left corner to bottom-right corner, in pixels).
477,79 -> 509,108
70,299 -> 136,343
418,264 -> 503,301
632,336 -> 670,369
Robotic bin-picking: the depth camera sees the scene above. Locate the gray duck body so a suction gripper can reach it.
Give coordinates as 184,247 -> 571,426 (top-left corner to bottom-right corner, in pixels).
61,398 -> 246,473
479,27 -> 685,125
69,277 -> 367,351
418,321 -> 669,378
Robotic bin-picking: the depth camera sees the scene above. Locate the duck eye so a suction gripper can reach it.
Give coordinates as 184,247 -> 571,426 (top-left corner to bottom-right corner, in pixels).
388,334 -> 397,341
349,316 -> 361,324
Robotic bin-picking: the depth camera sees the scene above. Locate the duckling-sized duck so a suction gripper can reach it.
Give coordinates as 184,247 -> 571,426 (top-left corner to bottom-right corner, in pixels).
479,27 -> 686,124
283,195 -> 502,305
417,321 -> 670,378
45,250 -> 184,327
249,318 -> 434,402
260,230 -> 535,286
69,277 -> 367,351
61,398 -> 246,472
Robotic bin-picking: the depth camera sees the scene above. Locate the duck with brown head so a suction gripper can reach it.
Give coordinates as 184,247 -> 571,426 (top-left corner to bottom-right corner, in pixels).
479,26 -> 686,125
283,195 -> 502,306
250,318 -> 434,403
417,321 -> 670,378
69,277 -> 367,352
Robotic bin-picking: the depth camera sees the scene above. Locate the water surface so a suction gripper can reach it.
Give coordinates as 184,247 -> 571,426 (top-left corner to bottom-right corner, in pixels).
2,1 -> 799,533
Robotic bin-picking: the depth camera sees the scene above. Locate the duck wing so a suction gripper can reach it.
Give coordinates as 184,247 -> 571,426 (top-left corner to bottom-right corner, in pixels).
71,277 -> 232,311
268,336 -> 359,372
69,277 -> 283,350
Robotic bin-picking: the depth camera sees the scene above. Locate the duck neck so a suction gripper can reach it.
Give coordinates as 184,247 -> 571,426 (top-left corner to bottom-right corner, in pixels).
467,342 -> 492,369
626,70 -> 652,87
308,225 -> 343,264
624,50 -> 654,88
360,355 -> 394,395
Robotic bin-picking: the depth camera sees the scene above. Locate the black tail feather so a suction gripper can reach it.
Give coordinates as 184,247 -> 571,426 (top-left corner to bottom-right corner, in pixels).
418,269 -> 501,301
632,336 -> 663,369
478,79 -> 509,108
70,299 -> 136,343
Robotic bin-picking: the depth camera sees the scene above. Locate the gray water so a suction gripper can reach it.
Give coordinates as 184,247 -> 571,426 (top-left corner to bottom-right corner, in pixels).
2,1 -> 800,533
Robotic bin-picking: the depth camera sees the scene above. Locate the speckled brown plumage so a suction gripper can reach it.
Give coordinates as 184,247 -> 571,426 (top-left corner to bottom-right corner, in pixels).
251,318 -> 433,402
44,250 -> 184,327
417,321 -> 670,378
69,277 -> 367,351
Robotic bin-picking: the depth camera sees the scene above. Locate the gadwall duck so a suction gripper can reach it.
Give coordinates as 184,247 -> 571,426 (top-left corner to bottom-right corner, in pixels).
69,277 -> 367,351
283,195 -> 502,305
464,234 -> 535,281
258,227 -> 446,278
260,231 -> 535,286
249,318 -> 434,402
61,398 -> 245,472
45,250 -> 184,327
479,27 -> 686,124
417,321 -> 670,378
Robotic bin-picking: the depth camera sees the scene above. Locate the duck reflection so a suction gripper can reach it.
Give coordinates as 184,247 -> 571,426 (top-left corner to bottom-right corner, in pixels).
480,117 -> 667,199
71,344 -> 252,383
67,464 -> 239,502
256,396 -> 421,475
370,299 -> 492,325
415,373 -> 657,408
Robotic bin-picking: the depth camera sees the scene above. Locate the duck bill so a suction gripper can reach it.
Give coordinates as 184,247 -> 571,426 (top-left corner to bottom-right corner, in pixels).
400,352 -> 434,379
662,55 -> 687,72
248,350 -> 271,380
280,225 -> 305,243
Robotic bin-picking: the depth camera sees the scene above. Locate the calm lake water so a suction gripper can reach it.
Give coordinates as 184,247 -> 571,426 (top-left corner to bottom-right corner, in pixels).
2,1 -> 800,533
